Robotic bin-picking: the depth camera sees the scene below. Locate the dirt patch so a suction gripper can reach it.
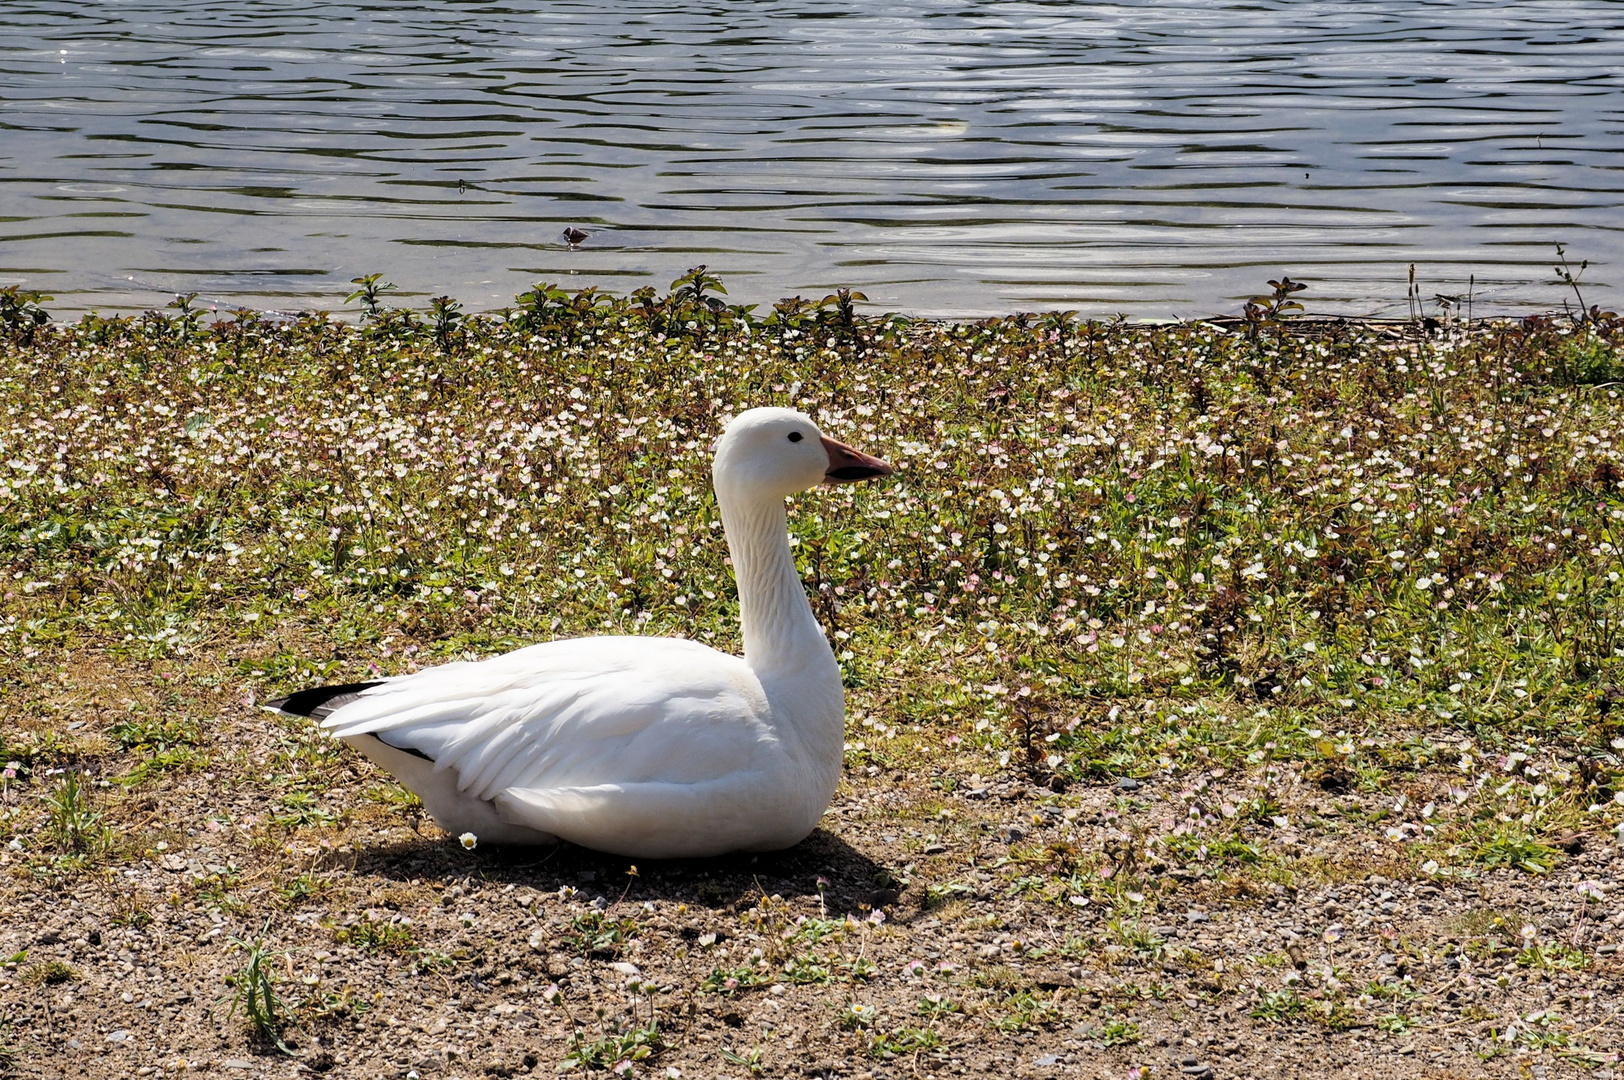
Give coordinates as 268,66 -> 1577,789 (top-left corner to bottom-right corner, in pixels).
1,684 -> 1619,1079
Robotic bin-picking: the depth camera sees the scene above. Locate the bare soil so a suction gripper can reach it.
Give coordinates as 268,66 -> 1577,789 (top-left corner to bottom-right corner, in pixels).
2,662 -> 1620,1080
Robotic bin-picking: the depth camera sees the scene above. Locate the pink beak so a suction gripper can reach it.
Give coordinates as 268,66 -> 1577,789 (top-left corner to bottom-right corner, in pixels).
820,435 -> 893,485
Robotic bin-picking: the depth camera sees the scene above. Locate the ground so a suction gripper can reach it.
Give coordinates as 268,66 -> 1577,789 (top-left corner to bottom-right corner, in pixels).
1,291 -> 1623,1077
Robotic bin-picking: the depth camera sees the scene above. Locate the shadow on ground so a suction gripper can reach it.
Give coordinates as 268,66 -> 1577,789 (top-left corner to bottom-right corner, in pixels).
345,827 -> 901,914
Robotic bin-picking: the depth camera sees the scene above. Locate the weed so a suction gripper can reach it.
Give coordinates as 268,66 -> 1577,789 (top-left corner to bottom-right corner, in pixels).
1470,823 -> 1562,874
109,715 -> 200,753
1106,916 -> 1165,960
427,295 -> 464,352
345,273 -> 397,320
360,782 -> 422,814
1244,276 -> 1307,327
782,953 -> 832,984
839,1003 -> 878,1029
700,964 -> 771,995
992,990 -> 1060,1032
720,1045 -> 765,1074
222,928 -> 295,1053
276,872 -> 330,906
561,1022 -> 662,1071
272,790 -> 336,829
1097,1018 -> 1142,1046
1375,1013 -> 1414,1034
1517,942 -> 1589,971
0,1018 -> 15,1074
0,286 -> 51,345
866,1025 -> 941,1059
1362,979 -> 1420,1002
561,912 -> 639,959
334,916 -> 415,953
120,746 -> 205,786
840,956 -> 878,981
41,771 -> 111,856
111,894 -> 154,929
1250,988 -> 1305,1022
23,960 -> 80,986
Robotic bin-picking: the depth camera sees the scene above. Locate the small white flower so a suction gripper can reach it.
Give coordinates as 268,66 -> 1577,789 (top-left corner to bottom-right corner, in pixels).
459,832 -> 478,850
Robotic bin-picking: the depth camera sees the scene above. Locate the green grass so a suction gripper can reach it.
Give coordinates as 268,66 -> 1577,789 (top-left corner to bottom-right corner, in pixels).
700,964 -> 772,995
867,1025 -> 942,1059
561,1022 -> 662,1071
334,916 -> 415,953
1250,988 -> 1306,1022
223,929 -> 296,1054
1097,1018 -> 1142,1046
2,278 -> 1624,1079
560,912 -> 639,959
1,278 -> 1623,882
40,771 -> 112,857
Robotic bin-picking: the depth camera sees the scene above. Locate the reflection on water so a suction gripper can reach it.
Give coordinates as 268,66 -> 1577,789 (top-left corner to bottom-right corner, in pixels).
1,0 -> 1621,318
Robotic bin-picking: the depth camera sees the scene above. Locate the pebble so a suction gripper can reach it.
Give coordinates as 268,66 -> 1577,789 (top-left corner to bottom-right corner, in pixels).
1180,1062 -> 1212,1077
1116,777 -> 1142,791
1034,1054 -> 1061,1066
223,1059 -> 256,1070
105,1030 -> 130,1043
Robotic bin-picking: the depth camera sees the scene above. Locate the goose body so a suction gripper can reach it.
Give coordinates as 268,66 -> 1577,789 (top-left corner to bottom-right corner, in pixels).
266,408 -> 891,858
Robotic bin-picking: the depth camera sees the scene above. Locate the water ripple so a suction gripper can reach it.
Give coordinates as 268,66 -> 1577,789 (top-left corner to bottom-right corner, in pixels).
0,0 -> 1619,316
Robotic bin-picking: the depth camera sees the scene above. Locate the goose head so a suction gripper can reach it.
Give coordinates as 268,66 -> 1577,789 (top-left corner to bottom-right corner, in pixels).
713,407 -> 892,503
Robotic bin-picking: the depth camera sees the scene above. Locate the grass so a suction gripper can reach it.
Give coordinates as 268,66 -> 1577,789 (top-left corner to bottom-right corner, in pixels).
561,1021 -> 662,1071
222,928 -> 295,1053
867,1024 -> 941,1059
40,771 -> 111,856
1,277 -> 1623,1074
3,286 -> 1624,808
22,960 -> 79,986
334,915 -> 416,953
561,912 -> 640,958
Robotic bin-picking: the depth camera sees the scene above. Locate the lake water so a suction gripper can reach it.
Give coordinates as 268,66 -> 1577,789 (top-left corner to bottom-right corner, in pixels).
2,0 -> 1622,319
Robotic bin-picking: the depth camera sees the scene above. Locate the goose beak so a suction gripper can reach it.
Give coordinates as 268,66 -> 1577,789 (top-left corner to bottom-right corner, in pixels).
820,435 -> 893,485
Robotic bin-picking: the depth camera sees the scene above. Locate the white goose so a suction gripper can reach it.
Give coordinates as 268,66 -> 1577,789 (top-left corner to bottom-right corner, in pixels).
266,408 -> 892,858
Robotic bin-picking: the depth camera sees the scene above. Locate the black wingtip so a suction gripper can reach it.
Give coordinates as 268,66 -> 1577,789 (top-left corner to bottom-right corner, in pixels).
265,680 -> 386,720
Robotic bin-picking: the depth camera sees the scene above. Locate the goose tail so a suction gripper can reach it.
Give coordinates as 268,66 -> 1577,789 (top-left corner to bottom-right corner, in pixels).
262,680 -> 387,720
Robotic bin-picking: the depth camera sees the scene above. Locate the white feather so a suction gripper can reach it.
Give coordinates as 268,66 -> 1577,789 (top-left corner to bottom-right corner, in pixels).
307,407 -> 889,858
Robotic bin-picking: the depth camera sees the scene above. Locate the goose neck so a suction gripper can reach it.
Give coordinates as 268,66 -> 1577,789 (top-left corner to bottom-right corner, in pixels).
720,494 -> 831,676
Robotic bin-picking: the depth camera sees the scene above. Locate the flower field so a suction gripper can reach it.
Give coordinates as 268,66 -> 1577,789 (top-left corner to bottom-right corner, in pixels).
0,283 -> 1621,1077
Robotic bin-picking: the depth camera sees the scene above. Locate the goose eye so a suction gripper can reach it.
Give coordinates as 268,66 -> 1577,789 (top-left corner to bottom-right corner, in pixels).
787,432 -> 803,443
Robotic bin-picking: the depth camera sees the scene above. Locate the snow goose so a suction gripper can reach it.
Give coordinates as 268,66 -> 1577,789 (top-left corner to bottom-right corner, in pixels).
265,407 -> 892,858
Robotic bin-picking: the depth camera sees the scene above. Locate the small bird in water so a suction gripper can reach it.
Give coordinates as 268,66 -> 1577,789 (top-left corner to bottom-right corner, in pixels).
562,227 -> 591,248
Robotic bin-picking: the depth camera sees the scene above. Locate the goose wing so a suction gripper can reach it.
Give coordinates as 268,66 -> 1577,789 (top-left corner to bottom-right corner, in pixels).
319,636 -> 772,801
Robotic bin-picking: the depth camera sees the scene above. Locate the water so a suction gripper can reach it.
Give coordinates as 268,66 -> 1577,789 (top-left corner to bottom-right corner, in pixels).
2,0 -> 1621,319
